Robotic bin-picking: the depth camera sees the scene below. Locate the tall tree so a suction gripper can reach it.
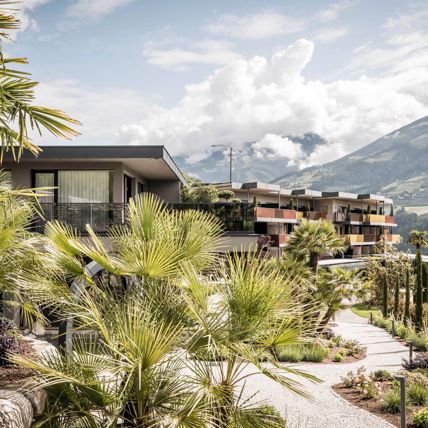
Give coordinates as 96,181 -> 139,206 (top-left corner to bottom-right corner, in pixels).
287,220 -> 345,274
423,262 -> 428,304
408,230 -> 428,329
0,1 -> 79,160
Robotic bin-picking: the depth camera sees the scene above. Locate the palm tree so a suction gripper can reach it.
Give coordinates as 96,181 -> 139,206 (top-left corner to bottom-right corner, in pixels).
0,1 -> 79,160
0,172 -> 56,329
15,194 -> 320,427
408,230 -> 428,329
287,220 -> 345,274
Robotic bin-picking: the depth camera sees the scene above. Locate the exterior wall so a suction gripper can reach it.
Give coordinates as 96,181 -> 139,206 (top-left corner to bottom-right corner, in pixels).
148,180 -> 182,203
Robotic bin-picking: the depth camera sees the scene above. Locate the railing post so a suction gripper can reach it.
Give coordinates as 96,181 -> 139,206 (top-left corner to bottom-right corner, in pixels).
408,341 -> 413,364
394,375 -> 406,428
391,319 -> 395,337
369,312 -> 373,325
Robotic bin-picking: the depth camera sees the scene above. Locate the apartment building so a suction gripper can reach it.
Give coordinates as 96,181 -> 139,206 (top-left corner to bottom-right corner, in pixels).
2,146 -> 399,258
212,182 -> 399,257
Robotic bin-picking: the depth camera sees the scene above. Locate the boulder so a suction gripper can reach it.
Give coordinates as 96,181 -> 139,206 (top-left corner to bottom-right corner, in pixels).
0,390 -> 33,428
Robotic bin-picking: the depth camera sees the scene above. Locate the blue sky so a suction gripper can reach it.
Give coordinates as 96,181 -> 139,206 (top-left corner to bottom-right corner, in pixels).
9,0 -> 428,167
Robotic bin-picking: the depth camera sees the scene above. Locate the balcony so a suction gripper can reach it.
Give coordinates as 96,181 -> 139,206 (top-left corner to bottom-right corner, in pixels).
254,207 -> 297,223
384,234 -> 401,243
343,233 -> 401,245
33,202 -> 256,235
33,203 -> 127,235
304,211 -> 328,220
270,234 -> 290,247
385,216 -> 396,224
363,214 -> 385,223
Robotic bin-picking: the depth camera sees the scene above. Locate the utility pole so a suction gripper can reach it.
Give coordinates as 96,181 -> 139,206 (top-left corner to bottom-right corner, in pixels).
229,146 -> 233,182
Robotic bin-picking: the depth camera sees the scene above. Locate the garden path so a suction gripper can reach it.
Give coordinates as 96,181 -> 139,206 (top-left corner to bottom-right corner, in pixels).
243,309 -> 409,428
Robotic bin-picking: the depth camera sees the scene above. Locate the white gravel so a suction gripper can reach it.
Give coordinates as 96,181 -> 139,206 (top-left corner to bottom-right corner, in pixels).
241,309 -> 409,428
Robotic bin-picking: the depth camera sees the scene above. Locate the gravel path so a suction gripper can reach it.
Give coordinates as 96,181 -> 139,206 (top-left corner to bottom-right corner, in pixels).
243,309 -> 409,428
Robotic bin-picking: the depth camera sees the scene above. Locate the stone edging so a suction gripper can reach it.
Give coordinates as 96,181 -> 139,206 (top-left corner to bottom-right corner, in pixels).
0,336 -> 56,428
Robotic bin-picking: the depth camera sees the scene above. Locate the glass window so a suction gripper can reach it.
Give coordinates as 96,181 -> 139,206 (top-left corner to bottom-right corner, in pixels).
34,172 -> 55,203
58,170 -> 113,203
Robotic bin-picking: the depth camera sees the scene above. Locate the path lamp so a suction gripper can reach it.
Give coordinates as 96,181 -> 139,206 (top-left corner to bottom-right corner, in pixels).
391,319 -> 395,337
406,341 -> 413,365
394,375 -> 406,428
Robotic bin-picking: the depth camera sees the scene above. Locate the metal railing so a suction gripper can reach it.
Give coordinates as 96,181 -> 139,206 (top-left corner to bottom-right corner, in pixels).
32,202 -> 256,235
32,203 -> 127,235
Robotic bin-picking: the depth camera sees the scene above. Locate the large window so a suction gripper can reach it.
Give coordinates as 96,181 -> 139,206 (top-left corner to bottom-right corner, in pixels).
58,170 -> 113,203
33,170 -> 113,203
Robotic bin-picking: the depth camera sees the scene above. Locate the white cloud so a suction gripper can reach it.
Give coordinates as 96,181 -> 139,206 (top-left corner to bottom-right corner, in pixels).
143,40 -> 242,71
15,0 -> 55,33
316,0 -> 357,22
118,38 -> 428,168
205,12 -> 305,40
252,134 -> 305,166
33,80 -> 153,145
348,7 -> 428,75
67,0 -> 135,21
316,26 -> 349,43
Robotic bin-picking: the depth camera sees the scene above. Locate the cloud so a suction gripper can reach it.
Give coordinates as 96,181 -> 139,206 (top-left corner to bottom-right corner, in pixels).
15,0 -> 55,33
143,40 -> 242,71
315,0 -> 357,22
33,80 -> 153,145
316,26 -> 349,43
347,7 -> 428,75
67,0 -> 135,21
252,134 -> 305,166
118,37 -> 428,168
205,12 -> 305,40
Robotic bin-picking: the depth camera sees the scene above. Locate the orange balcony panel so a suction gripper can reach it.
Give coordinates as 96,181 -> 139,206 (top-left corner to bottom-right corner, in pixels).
270,234 -> 289,246
254,207 -> 297,221
364,214 -> 386,223
385,216 -> 396,224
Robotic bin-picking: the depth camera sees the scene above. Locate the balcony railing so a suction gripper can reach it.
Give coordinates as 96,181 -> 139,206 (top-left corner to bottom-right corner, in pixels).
32,203 -> 127,235
33,202 -> 256,235
344,233 -> 401,245
254,207 -> 297,222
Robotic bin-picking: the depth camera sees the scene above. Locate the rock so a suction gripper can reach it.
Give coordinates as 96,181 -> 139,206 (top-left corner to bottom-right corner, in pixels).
32,321 -> 45,337
22,388 -> 47,417
22,329 -> 30,335
0,390 -> 33,428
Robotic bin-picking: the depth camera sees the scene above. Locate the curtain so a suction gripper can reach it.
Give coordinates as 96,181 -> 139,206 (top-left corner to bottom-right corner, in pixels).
58,170 -> 113,203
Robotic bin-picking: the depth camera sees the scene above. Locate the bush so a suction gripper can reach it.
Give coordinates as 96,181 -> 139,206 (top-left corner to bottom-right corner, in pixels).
343,339 -> 366,357
409,334 -> 428,352
333,353 -> 343,362
407,383 -> 428,406
373,370 -> 393,382
381,390 -> 402,413
340,367 -> 379,398
396,324 -> 411,340
403,354 -> 428,371
0,317 -> 20,367
414,409 -> 428,428
276,343 -> 329,363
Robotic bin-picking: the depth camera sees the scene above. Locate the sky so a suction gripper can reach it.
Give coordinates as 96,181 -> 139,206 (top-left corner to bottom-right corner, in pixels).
8,0 -> 428,169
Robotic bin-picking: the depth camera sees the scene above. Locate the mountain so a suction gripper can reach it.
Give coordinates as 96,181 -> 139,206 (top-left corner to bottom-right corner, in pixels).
274,116 -> 428,206
176,133 -> 327,183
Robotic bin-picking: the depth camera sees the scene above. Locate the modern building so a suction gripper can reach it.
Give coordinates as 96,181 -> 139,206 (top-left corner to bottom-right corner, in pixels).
2,147 -> 399,258
211,182 -> 400,257
2,145 -> 186,234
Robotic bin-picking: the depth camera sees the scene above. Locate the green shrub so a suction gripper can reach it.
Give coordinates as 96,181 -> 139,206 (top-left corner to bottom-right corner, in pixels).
333,353 -> 343,362
409,334 -> 428,352
414,368 -> 428,378
381,390 -> 402,413
276,343 -> 328,363
373,370 -> 393,382
231,405 -> 286,427
414,409 -> 428,428
396,324 -> 411,340
407,384 -> 428,406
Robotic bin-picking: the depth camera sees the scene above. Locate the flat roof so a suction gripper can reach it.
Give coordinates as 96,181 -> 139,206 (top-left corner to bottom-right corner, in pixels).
292,188 -> 323,198
241,181 -> 280,192
3,145 -> 187,184
322,191 -> 359,200
358,194 -> 393,204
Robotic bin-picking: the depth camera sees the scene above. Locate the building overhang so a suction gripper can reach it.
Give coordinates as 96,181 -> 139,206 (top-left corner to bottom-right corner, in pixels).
321,191 -> 358,200
292,188 -> 323,198
3,145 -> 187,185
357,194 -> 393,204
